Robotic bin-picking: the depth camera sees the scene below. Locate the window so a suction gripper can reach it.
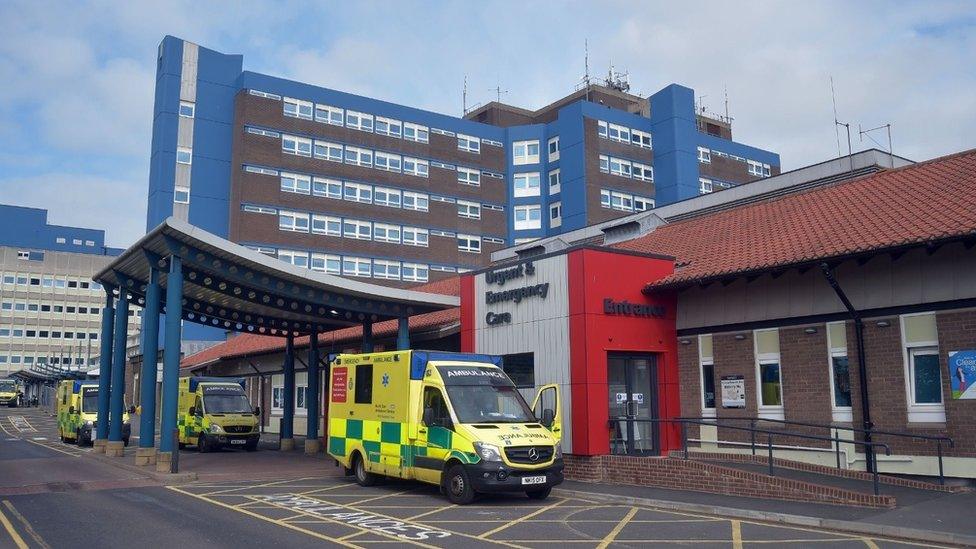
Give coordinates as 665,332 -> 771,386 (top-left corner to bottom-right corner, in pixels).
826,322 -> 852,422
375,116 -> 402,137
280,172 -> 311,195
313,140 -> 343,162
608,191 -> 634,212
514,205 -> 542,230
342,256 -> 371,277
513,172 -> 541,197
402,191 -> 429,212
403,122 -> 429,143
457,134 -> 480,153
457,167 -> 481,187
546,169 -> 562,195
312,177 -> 342,199
173,186 -> 190,204
458,234 -> 481,253
315,104 -> 343,126
900,313 -> 945,422
374,151 -> 402,172
354,365 -> 373,404
403,157 -> 428,177
699,178 -> 713,194
179,101 -> 195,118
402,227 -> 429,247
549,202 -> 562,228
283,97 -> 313,120
457,200 -> 480,219
310,253 -> 341,274
600,189 -> 611,208
501,353 -> 535,388
84,240 -> 94,246
279,210 -> 310,232
401,262 -> 428,282
609,156 -> 632,178
282,135 -> 312,157
754,329 -> 783,419
632,163 -> 653,182
342,219 -> 372,240
278,249 -> 309,268
346,110 -> 374,132
373,223 -> 401,243
343,182 -> 372,204
698,147 -> 711,163
634,196 -> 653,211
373,260 -> 401,280
632,130 -> 652,149
242,204 -> 277,215
311,215 -> 341,237
607,123 -> 630,143
699,335 -> 716,415
599,154 -> 609,173
176,147 -> 192,164
344,146 -> 373,167
748,160 -> 771,178
373,187 -> 401,208
547,137 -> 560,162
513,140 -> 540,165
597,120 -> 608,138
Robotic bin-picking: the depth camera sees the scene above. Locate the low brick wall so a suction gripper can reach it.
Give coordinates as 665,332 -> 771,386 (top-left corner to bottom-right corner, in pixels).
564,454 -> 895,508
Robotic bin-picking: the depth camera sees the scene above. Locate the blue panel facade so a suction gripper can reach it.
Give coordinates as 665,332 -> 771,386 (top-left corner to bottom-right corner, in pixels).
0,204 -> 118,256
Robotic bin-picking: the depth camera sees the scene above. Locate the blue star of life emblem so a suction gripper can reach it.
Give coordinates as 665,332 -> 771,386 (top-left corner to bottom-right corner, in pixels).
381,373 -> 390,387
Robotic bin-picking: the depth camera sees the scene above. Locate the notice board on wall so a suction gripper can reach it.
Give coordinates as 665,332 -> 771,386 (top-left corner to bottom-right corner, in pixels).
721,375 -> 746,408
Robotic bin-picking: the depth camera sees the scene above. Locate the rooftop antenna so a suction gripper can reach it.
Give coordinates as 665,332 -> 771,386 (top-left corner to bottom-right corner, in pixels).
830,76 -> 842,157
830,76 -> 854,174
859,123 -> 894,168
724,85 -> 733,125
583,39 -> 590,101
462,75 -> 467,115
489,77 -> 508,103
604,61 -> 630,93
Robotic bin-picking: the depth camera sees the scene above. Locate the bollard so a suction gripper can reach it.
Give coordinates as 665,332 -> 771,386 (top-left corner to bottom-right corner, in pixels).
681,422 -> 688,460
834,429 -> 842,470
767,434 -> 774,477
171,428 -> 179,474
750,419 -> 756,456
279,417 -> 285,450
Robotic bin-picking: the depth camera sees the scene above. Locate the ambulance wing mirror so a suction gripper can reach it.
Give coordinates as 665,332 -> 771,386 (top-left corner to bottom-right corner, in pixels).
68,406 -> 75,414
422,408 -> 433,427
253,406 -> 261,417
188,406 -> 196,416
541,408 -> 555,429
128,406 -> 136,414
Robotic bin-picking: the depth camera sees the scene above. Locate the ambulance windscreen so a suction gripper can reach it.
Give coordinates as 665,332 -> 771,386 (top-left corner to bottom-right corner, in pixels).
0,381 -> 15,393
437,366 -> 535,424
81,387 -> 98,413
202,385 -> 252,414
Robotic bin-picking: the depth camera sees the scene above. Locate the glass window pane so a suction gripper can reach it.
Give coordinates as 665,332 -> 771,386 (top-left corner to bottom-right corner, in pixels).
759,363 -> 782,406
913,352 -> 942,404
831,356 -> 852,407
702,364 -> 716,409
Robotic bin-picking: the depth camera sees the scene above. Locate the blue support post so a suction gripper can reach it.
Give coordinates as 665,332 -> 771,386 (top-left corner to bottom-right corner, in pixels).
281,334 -> 295,449
305,330 -> 320,454
158,256 -> 183,464
362,321 -> 373,353
396,317 -> 410,350
94,289 -> 115,449
139,266 -> 161,451
108,292 -> 129,445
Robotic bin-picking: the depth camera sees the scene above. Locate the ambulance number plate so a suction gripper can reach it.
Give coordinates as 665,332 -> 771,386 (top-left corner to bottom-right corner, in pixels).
230,439 -> 246,445
521,475 -> 546,485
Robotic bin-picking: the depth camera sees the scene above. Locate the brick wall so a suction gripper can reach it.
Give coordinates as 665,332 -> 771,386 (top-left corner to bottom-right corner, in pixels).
677,337 -> 701,439
711,332 -> 756,445
937,310 -> 976,456
778,326 -> 833,448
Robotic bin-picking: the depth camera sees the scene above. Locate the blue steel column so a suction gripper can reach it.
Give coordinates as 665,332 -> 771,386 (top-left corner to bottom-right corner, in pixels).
396,317 -> 410,350
158,256 -> 183,465
305,329 -> 320,453
94,288 -> 116,450
362,321 -> 373,353
139,266 -> 161,451
281,334 -> 295,449
108,292 -> 129,445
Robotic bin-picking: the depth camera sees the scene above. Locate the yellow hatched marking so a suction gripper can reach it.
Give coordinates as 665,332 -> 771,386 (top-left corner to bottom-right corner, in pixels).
348,489 -> 417,506
2,501 -> 51,549
405,504 -> 454,520
596,506 -> 637,549
731,520 -> 743,549
862,539 -> 880,549
477,498 -> 565,539
23,438 -> 81,457
0,502 -> 28,549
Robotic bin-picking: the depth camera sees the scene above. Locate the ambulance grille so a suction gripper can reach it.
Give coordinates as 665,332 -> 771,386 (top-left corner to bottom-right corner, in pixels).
224,425 -> 252,434
504,446 -> 554,464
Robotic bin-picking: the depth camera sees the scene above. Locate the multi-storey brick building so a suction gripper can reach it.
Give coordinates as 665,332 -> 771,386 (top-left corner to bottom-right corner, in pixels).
0,205 -> 140,375
147,36 -> 779,294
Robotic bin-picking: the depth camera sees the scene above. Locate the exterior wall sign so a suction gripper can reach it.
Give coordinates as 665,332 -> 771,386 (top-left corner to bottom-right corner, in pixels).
603,298 -> 666,318
948,350 -> 976,399
721,375 -> 746,408
485,261 -> 536,286
483,260 -> 549,327
485,283 -> 550,305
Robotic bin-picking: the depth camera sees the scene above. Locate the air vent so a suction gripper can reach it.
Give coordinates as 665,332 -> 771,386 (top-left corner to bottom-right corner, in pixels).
472,425 -> 499,429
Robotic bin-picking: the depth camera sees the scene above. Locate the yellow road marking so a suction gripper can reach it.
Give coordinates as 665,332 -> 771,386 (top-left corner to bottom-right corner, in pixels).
862,539 -> 880,549
23,438 -> 81,457
405,504 -> 454,520
0,418 -> 16,437
477,498 -> 565,539
731,519 -> 743,549
596,506 -> 637,549
348,489 -> 416,506
2,501 -> 50,549
0,502 -> 28,549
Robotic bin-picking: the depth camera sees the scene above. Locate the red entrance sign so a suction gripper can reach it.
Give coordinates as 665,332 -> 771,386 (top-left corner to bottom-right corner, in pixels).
332,367 -> 348,403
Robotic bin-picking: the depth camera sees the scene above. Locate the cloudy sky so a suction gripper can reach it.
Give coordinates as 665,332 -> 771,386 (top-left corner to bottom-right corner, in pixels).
1,1 -> 973,247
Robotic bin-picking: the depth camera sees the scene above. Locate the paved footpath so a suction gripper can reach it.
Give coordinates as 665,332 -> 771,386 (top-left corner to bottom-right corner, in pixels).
0,407 -> 954,548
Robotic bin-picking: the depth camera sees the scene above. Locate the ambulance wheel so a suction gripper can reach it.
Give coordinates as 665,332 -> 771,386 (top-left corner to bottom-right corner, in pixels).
245,440 -> 258,452
353,453 -> 378,487
75,429 -> 83,446
178,442 -> 186,450
198,435 -> 210,453
526,487 -> 552,500
444,464 -> 475,505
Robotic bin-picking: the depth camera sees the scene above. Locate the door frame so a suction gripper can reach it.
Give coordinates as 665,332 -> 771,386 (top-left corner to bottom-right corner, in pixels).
607,352 -> 660,455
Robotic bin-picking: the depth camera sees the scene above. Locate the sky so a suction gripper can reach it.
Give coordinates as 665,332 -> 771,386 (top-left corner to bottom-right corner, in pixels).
0,1 -> 973,248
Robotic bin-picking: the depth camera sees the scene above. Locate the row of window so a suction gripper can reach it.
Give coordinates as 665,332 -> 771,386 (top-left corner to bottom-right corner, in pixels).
698,177 -> 732,195
276,250 -> 432,282
280,133 -> 431,178
14,250 -> 44,262
54,237 -> 97,247
697,147 -> 772,178
598,155 -> 653,182
0,302 -> 106,316
0,355 -> 93,366
1,274 -> 103,292
600,189 -> 654,212
596,120 -> 653,149
0,328 -> 99,340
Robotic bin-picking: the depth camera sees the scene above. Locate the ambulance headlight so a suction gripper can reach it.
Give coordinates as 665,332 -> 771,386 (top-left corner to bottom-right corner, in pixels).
209,424 -> 224,434
554,444 -> 562,459
84,420 -> 94,428
473,442 -> 502,462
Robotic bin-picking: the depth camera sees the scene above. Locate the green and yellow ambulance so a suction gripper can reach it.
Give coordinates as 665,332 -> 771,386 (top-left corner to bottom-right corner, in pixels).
56,380 -> 130,446
328,351 -> 564,504
0,379 -> 20,407
177,376 -> 260,452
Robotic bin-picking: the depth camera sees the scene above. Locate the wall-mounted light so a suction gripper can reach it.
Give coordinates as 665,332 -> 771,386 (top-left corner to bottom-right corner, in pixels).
876,320 -> 891,328
734,334 -> 746,340
679,339 -> 692,345
804,327 -> 818,334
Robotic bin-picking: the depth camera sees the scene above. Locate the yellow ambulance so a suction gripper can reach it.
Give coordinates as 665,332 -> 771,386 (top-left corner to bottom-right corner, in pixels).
177,376 -> 260,452
327,351 -> 564,504
55,380 -> 131,446
0,379 -> 20,407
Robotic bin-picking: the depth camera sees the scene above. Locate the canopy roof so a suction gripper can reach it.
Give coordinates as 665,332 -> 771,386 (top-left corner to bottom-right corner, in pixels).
94,218 -> 459,337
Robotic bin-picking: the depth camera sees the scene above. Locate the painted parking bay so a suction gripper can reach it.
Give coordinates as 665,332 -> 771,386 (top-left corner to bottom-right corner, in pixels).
169,477 -> 945,548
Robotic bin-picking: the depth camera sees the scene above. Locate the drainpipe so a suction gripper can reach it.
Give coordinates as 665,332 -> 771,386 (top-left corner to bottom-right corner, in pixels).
820,263 -> 875,473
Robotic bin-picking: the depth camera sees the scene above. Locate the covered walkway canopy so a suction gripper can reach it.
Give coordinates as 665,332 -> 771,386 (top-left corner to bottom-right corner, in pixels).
89,217 -> 458,465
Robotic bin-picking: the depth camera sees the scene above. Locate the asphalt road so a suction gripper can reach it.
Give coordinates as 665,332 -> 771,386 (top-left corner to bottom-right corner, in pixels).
0,407 -> 946,548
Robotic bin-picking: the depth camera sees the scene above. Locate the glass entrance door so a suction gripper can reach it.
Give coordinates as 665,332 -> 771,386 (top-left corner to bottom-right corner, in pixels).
608,354 -> 659,455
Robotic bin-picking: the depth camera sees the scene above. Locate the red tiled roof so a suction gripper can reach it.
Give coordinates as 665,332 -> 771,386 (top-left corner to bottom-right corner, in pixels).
181,277 -> 460,368
617,148 -> 976,289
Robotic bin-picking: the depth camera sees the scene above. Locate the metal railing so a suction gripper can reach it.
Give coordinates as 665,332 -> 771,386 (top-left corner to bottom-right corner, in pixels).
611,417 -> 893,495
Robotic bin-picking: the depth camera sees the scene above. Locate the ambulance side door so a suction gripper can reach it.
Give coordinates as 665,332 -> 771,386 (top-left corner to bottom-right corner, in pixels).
414,386 -> 452,484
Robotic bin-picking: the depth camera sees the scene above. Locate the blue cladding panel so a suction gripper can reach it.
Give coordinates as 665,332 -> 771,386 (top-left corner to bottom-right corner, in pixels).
146,37 -> 184,232
0,204 -> 115,256
650,84 -> 700,206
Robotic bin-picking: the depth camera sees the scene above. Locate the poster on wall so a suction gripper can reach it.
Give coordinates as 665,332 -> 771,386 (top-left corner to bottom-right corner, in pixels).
948,350 -> 976,399
721,375 -> 746,408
